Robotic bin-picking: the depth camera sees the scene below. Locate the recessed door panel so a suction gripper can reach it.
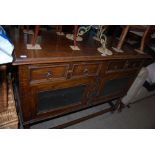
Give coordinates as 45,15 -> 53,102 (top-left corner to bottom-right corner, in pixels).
37,85 -> 85,113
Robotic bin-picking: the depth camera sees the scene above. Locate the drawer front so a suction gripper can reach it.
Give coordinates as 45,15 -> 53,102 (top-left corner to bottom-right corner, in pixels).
72,62 -> 101,78
29,64 -> 69,84
124,60 -> 142,69
106,60 -> 126,73
106,59 -> 142,73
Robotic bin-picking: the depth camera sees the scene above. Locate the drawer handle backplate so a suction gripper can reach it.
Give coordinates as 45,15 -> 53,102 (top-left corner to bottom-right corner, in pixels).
45,71 -> 53,79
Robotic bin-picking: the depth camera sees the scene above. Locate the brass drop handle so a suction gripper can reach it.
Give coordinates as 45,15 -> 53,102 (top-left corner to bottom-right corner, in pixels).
67,70 -> 72,79
84,68 -> 88,75
45,71 -> 52,79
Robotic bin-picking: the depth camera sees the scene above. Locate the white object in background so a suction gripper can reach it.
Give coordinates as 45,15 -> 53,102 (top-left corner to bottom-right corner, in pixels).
146,62 -> 155,84
0,35 -> 14,56
122,67 -> 148,105
0,50 -> 13,64
0,28 -> 14,64
0,26 -> 6,35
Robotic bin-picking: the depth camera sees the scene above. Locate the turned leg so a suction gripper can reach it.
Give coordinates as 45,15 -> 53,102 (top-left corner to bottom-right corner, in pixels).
108,101 -> 115,113
115,98 -> 125,112
116,98 -> 131,112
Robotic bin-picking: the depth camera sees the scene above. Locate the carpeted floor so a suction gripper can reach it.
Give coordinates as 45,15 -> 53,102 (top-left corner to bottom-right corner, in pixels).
31,95 -> 155,129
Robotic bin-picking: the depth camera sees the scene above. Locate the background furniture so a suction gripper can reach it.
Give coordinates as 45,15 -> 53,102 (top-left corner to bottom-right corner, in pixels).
11,28 -> 152,128
0,74 -> 18,128
32,25 -> 79,47
122,66 -> 155,105
0,65 -> 8,112
114,26 -> 155,53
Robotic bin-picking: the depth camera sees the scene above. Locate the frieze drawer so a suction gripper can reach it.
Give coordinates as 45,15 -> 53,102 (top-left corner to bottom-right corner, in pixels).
106,60 -> 126,73
29,64 -> 69,84
71,62 -> 101,78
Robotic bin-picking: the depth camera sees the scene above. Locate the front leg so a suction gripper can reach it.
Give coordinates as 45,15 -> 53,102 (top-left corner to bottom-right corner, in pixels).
116,98 -> 130,112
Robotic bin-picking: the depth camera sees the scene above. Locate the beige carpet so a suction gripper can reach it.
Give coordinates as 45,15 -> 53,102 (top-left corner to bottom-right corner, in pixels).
31,95 -> 155,129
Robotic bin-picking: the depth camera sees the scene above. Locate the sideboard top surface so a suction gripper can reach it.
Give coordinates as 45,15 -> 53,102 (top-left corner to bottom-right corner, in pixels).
11,29 -> 151,65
